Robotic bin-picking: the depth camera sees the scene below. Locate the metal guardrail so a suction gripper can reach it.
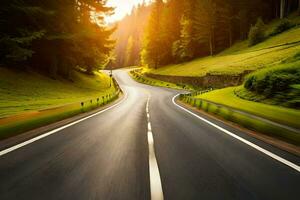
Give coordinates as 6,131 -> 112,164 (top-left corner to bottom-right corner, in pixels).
80,77 -> 122,110
179,93 -> 300,135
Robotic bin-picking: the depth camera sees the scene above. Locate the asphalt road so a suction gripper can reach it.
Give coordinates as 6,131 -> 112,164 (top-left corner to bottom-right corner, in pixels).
0,70 -> 299,200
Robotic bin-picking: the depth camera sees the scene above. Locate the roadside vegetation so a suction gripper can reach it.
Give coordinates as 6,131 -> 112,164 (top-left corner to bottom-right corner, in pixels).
0,1 -> 120,140
194,87 -> 300,129
0,68 -> 116,118
238,59 -> 300,109
180,93 -> 300,145
0,68 -> 120,140
129,69 -> 195,91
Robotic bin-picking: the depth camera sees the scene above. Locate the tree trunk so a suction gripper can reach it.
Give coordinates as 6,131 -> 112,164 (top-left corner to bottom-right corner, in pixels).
280,0 -> 286,19
209,34 -> 213,56
229,23 -> 233,47
50,53 -> 58,79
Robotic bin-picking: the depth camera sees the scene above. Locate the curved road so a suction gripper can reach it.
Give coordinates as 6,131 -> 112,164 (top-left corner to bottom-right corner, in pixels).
0,70 -> 299,200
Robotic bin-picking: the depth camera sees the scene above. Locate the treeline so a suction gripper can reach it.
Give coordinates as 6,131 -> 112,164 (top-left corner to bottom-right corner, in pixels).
0,0 -> 114,78
141,0 -> 300,68
112,3 -> 151,68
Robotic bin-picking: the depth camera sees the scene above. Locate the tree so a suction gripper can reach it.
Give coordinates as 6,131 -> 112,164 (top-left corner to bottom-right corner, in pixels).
113,2 -> 151,68
248,18 -> 266,46
281,0 -> 286,18
0,0 -> 49,65
142,0 -> 164,68
125,36 -> 134,66
199,0 -> 218,56
0,0 -> 115,78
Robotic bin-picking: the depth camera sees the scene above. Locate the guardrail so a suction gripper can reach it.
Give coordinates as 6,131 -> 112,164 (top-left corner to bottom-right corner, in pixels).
79,78 -> 121,112
179,93 -> 300,145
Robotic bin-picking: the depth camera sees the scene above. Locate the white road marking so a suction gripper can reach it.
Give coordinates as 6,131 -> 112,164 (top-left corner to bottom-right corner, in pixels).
172,94 -> 300,173
148,122 -> 152,131
146,97 -> 164,200
0,91 -> 128,157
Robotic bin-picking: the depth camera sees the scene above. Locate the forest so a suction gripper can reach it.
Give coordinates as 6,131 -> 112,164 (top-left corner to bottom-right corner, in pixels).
115,0 -> 300,69
0,0 -> 114,78
1,0 -> 299,74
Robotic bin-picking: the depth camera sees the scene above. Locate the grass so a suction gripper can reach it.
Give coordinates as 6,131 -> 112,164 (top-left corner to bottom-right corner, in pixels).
0,68 -> 119,140
147,15 -> 300,77
195,87 -> 300,129
0,68 -> 116,117
129,69 -> 196,90
181,95 -> 300,145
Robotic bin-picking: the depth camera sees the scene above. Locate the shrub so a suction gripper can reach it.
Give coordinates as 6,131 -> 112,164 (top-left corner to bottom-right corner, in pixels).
270,19 -> 294,36
248,18 -> 266,46
244,61 -> 300,108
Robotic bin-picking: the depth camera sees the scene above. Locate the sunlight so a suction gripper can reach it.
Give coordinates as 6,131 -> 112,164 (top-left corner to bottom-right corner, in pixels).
106,0 -> 151,23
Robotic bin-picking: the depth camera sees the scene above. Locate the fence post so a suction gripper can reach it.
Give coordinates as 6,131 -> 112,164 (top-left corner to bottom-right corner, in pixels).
81,102 -> 84,112
206,102 -> 210,112
199,99 -> 202,109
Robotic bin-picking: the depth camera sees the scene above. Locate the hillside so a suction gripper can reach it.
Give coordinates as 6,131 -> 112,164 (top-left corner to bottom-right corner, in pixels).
0,68 -> 115,118
147,15 -> 300,77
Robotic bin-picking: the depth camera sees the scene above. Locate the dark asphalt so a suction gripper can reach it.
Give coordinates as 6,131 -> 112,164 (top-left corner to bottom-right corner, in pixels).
0,70 -> 299,200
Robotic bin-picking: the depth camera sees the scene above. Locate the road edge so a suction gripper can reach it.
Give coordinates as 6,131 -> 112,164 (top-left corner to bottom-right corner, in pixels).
172,94 -> 300,172
0,91 -> 126,153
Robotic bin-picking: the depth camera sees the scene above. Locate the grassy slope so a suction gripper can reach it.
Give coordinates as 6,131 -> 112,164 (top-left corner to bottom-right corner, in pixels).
196,87 -> 300,129
147,15 -> 300,77
129,70 -> 196,91
0,68 -> 115,118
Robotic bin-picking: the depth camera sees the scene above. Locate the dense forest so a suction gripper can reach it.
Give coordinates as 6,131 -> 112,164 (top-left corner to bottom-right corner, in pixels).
1,0 -> 299,72
0,0 -> 114,78
115,0 -> 300,69
112,2 -> 151,68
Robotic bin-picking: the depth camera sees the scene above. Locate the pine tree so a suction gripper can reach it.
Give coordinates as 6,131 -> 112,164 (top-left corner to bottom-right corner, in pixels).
125,36 -> 134,67
0,0 -> 115,78
0,0 -> 48,64
141,0 -> 164,68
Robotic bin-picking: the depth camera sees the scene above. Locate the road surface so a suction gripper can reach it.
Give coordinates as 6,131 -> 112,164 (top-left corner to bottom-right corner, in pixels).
0,70 -> 299,200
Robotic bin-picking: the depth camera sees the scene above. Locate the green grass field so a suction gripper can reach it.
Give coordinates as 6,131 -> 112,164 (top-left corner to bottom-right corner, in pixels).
0,68 -> 116,118
195,87 -> 300,129
0,68 -> 119,140
147,15 -> 300,77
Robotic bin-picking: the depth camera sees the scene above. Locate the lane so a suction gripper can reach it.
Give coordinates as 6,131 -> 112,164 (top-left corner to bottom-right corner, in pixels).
0,77 -> 151,200
172,94 -> 300,172
0,69 -> 299,200
147,82 -> 300,200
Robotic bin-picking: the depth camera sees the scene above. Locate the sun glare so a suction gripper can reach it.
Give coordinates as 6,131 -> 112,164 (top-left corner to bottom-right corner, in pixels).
106,0 -> 151,23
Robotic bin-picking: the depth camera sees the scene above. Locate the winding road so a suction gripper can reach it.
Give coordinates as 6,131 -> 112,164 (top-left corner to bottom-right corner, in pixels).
0,70 -> 299,200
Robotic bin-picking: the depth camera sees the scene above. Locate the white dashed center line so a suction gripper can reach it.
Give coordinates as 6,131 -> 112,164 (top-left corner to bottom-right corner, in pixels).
146,97 -> 164,200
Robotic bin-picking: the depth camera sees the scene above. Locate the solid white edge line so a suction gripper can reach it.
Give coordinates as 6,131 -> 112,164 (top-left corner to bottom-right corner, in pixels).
0,91 -> 128,157
172,94 -> 300,173
146,97 -> 164,200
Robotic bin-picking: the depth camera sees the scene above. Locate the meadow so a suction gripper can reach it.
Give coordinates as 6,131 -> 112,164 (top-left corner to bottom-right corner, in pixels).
0,68 -> 116,118
0,69 -> 119,139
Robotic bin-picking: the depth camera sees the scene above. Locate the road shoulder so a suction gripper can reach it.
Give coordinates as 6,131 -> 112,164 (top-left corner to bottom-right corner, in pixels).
0,93 -> 125,152
176,99 -> 300,157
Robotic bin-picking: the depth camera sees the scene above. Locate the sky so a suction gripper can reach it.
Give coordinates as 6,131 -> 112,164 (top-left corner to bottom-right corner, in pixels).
105,0 -> 151,23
